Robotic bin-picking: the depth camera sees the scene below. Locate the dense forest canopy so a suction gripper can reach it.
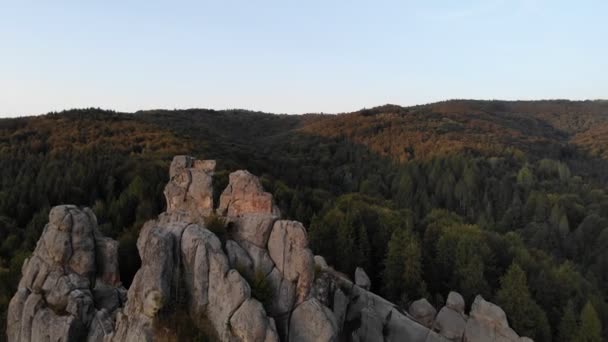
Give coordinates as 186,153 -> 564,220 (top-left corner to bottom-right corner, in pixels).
1,100 -> 607,341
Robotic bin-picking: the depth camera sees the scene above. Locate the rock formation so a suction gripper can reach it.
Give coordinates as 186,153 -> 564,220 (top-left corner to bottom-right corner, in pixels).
7,205 -> 126,342
7,155 -> 535,342
110,158 -> 280,342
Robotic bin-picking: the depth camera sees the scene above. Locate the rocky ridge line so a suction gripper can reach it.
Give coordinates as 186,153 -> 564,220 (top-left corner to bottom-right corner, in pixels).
7,155 -> 534,342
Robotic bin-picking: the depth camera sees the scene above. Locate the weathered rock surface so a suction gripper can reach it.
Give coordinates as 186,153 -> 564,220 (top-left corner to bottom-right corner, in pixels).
230,299 -> 279,342
7,205 -> 126,342
432,307 -> 466,341
164,155 -> 216,219
227,239 -> 255,279
228,214 -> 278,248
289,299 -> 338,342
463,295 -> 529,342
409,298 -> 437,328
446,291 -> 465,314
219,170 -> 280,217
268,220 -> 315,306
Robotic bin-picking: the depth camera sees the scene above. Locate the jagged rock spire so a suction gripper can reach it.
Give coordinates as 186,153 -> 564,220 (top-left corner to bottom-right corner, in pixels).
164,155 -> 216,220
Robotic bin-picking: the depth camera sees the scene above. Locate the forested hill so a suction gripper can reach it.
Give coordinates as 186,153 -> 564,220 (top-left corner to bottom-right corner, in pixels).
1,100 -> 608,341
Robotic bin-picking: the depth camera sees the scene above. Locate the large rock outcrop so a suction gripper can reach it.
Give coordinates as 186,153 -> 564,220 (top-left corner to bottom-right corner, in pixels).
217,168 -> 322,340
110,157 -> 279,342
7,205 -> 126,342
8,155 -> 535,342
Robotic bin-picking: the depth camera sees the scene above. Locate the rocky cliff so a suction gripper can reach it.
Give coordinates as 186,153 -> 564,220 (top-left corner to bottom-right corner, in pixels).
7,155 -> 534,342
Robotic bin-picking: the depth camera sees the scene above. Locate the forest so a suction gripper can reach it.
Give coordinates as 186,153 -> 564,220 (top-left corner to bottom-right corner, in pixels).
1,100 -> 607,341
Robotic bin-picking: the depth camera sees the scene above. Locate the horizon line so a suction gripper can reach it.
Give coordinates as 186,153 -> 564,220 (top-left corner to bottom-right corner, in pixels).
2,97 -> 607,119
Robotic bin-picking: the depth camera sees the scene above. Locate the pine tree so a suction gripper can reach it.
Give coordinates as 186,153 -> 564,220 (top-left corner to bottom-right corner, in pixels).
576,301 -> 602,342
383,227 -> 425,303
496,263 -> 548,340
454,235 -> 488,299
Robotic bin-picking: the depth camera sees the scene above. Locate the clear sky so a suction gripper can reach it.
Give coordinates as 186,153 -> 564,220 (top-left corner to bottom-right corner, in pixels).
0,1 -> 606,117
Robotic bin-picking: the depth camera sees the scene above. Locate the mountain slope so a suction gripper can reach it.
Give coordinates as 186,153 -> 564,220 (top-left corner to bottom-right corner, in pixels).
1,100 -> 607,341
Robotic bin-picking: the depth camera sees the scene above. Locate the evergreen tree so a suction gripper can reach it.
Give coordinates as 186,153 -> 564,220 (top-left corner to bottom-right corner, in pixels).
454,235 -> 488,299
496,263 -> 549,341
383,227 -> 425,304
576,301 -> 602,342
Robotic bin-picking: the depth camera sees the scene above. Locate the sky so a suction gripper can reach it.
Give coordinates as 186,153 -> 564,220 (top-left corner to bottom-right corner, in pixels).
0,0 -> 606,117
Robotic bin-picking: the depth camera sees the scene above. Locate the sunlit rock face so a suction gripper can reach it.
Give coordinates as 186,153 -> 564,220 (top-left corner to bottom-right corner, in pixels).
164,155 -> 216,220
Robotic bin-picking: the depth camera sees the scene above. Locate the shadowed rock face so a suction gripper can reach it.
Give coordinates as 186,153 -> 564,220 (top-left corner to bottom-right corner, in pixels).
8,155 -> 534,342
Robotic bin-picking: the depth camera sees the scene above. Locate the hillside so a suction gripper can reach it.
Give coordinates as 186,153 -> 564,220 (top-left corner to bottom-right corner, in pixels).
1,100 -> 607,341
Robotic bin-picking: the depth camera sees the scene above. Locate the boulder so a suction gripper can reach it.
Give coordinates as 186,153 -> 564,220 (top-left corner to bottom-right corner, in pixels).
464,295 -> 523,342
289,298 -> 338,342
446,291 -> 465,314
169,155 -> 193,178
268,220 -> 315,305
230,298 -> 280,342
409,298 -> 437,328
164,155 -> 215,218
226,239 -> 254,278
112,220 -> 180,341
432,307 -> 466,341
218,170 -> 280,217
239,239 -> 275,279
265,267 -> 297,317
314,255 -> 329,271
354,267 -> 371,290
469,295 -> 509,329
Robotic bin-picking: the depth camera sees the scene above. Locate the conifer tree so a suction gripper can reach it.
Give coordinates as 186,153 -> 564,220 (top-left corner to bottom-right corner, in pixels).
576,301 -> 602,342
383,227 -> 425,304
496,263 -> 550,340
